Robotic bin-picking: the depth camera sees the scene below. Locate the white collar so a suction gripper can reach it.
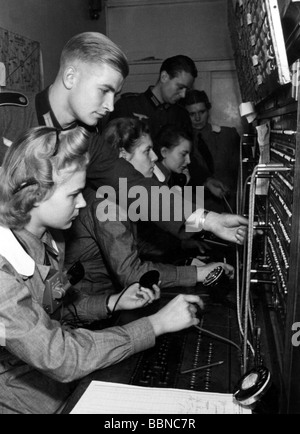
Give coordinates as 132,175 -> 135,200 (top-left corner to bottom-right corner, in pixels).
153,164 -> 166,183
3,137 -> 12,147
0,226 -> 35,277
212,124 -> 221,133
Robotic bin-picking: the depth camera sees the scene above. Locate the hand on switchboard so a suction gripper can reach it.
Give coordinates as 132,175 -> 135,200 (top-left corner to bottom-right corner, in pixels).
148,294 -> 204,337
204,212 -> 249,245
193,260 -> 235,283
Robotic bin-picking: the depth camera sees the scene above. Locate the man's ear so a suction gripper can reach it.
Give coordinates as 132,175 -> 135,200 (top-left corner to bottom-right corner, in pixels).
63,66 -> 76,90
160,71 -> 170,84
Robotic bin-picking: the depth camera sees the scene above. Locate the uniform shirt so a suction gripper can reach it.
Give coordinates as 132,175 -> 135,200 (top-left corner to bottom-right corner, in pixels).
199,123 -> 240,194
110,86 -> 193,139
0,226 -> 155,414
64,187 -> 198,299
188,130 -> 214,187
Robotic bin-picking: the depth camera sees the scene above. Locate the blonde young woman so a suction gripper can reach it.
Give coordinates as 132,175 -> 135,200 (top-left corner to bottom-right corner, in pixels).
0,126 -> 202,414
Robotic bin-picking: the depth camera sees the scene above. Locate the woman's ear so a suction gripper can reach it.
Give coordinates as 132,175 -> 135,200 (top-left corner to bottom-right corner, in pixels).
160,146 -> 169,159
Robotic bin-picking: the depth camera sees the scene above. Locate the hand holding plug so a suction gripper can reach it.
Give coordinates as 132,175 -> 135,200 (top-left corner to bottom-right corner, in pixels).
148,294 -> 205,337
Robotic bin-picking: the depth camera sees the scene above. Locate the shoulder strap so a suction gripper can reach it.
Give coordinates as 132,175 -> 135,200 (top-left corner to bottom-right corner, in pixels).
0,92 -> 28,107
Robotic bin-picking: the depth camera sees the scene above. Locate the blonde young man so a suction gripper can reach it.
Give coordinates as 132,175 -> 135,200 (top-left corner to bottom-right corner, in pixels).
0,33 -> 248,255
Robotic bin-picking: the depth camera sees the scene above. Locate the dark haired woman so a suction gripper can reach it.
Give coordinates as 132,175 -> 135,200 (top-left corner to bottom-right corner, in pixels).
182,89 -> 240,213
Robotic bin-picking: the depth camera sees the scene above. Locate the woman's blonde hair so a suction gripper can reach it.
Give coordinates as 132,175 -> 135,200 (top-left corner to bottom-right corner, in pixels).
0,126 -> 90,230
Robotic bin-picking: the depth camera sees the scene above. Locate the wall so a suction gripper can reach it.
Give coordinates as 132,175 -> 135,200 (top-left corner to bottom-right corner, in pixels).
105,0 -> 242,133
0,0 -> 106,86
106,0 -> 233,62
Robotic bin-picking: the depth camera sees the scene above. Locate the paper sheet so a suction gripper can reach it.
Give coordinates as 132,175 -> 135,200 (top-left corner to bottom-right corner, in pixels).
70,381 -> 251,415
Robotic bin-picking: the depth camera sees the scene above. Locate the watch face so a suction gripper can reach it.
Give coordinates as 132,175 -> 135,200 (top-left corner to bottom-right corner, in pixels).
203,266 -> 224,287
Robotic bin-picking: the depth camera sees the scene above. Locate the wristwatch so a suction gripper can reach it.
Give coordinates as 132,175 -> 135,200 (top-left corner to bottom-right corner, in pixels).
200,210 -> 209,231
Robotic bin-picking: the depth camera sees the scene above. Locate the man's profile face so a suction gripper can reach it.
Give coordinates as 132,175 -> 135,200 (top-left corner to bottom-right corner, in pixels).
69,62 -> 124,126
160,71 -> 194,105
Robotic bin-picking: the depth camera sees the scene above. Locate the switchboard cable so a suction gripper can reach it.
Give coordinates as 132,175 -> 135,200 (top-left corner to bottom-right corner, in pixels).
240,225 -> 248,311
236,218 -> 255,363
194,325 -> 241,352
237,172 -> 252,326
236,245 -> 255,353
238,136 -> 244,212
235,162 -> 244,339
222,163 -> 255,360
111,285 -> 130,316
61,303 -> 95,329
240,175 -> 252,217
188,163 -> 245,357
235,167 -> 258,364
242,163 -> 292,373
223,157 -> 256,362
222,193 -> 234,215
243,165 -> 260,373
236,167 -> 251,335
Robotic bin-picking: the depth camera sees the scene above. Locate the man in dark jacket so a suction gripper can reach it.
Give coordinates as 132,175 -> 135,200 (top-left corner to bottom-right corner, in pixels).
109,55 -> 197,139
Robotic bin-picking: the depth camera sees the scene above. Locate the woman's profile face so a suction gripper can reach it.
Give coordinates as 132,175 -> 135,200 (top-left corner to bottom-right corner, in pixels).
161,137 -> 192,174
125,134 -> 158,178
27,167 -> 87,237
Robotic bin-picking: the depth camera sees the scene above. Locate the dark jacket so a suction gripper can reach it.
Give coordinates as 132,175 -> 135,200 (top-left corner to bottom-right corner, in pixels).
64,187 -> 198,295
110,86 -> 193,139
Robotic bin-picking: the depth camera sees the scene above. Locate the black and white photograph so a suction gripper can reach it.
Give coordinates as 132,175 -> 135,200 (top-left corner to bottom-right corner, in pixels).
0,0 -> 298,417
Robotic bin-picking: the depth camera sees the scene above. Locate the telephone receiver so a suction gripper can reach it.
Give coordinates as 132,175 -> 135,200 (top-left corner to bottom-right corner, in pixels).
139,270 -> 160,292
